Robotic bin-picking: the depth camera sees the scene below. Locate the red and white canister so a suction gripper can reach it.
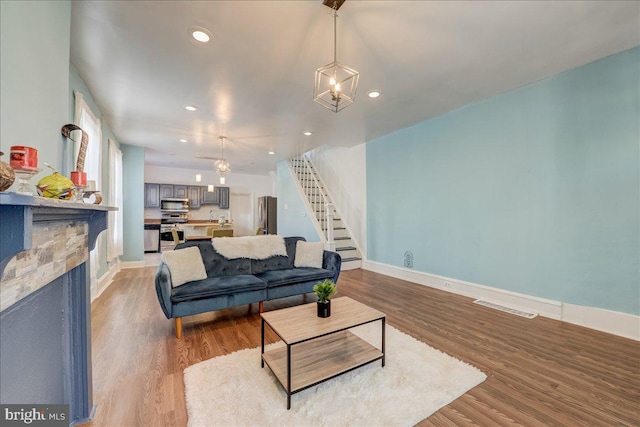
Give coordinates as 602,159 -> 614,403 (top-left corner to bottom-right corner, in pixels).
9,146 -> 38,171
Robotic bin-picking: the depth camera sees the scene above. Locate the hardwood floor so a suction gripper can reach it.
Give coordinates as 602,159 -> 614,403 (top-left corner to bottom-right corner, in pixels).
87,267 -> 640,426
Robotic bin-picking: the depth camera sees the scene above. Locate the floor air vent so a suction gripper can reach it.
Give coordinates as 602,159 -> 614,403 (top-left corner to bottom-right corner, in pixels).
473,300 -> 538,319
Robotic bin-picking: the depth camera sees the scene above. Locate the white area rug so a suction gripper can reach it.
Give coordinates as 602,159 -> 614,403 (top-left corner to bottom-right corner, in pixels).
184,325 -> 486,427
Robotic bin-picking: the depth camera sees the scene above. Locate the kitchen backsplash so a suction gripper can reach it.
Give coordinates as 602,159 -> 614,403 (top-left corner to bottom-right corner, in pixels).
145,206 -> 232,221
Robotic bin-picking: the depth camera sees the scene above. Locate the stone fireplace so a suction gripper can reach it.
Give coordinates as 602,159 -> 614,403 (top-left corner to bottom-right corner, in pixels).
0,193 -> 113,426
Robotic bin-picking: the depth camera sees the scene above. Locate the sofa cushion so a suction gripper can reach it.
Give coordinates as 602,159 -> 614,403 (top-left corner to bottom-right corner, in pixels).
162,246 -> 207,287
254,267 -> 334,288
294,241 -> 324,268
250,236 -> 306,274
171,275 -> 267,303
251,255 -> 292,274
284,237 -> 305,259
175,241 -> 251,277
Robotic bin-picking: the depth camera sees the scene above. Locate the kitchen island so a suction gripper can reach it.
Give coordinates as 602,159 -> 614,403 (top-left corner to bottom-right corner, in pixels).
181,220 -> 234,238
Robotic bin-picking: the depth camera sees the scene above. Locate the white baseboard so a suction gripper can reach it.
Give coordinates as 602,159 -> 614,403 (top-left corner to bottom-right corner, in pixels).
92,260 -> 121,302
361,259 -> 639,341
562,303 -> 640,341
120,260 -> 146,269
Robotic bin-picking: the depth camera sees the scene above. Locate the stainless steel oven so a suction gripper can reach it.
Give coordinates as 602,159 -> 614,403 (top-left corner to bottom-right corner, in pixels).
161,213 -> 187,223
160,224 -> 184,242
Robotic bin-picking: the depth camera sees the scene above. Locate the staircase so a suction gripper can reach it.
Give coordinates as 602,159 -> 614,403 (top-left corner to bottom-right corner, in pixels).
289,155 -> 362,270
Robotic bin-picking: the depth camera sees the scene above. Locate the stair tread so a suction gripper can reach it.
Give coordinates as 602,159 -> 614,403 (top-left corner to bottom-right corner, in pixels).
293,157 -> 354,249
341,257 -> 362,262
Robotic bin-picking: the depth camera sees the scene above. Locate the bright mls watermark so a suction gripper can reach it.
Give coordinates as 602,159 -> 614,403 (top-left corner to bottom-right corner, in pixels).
1,405 -> 68,426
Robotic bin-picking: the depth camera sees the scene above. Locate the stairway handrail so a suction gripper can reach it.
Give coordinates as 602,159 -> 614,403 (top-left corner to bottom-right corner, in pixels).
300,155 -> 335,248
303,153 -> 365,260
290,155 -> 335,249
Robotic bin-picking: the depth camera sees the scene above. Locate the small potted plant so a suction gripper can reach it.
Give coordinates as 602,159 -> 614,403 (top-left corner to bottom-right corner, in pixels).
313,279 -> 336,318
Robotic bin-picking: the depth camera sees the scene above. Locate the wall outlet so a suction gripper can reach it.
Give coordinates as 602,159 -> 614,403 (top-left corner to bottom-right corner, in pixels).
404,251 -> 413,268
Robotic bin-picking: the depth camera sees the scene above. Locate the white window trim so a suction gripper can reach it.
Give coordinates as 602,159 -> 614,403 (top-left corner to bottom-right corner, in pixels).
74,90 -> 102,287
107,139 -> 124,260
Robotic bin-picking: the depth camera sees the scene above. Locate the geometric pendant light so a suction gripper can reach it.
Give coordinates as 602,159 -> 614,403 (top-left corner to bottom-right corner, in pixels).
313,0 -> 359,113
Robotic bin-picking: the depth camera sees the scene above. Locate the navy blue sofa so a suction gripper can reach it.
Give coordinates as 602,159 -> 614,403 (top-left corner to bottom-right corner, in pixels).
155,236 -> 341,338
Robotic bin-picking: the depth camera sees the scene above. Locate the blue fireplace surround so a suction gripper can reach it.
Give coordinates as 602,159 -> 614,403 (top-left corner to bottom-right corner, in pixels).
0,193 -> 114,426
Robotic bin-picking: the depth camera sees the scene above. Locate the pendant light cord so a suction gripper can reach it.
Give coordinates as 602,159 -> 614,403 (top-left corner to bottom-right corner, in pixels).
333,2 -> 338,64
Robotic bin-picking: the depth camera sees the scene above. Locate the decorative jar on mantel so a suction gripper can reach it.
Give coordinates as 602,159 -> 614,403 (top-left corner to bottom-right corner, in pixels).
0,152 -> 15,192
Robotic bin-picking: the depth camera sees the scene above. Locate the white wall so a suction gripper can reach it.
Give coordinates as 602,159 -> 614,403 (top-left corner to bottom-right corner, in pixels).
277,161 -> 321,242
144,165 -> 275,226
0,0 -> 71,181
308,144 -> 367,256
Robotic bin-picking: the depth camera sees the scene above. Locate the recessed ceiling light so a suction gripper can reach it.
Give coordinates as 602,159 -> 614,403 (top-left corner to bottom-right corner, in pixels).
179,138 -> 188,143
268,151 -> 275,155
190,27 -> 212,43
368,90 -> 381,98
303,132 -> 313,136
185,105 -> 198,112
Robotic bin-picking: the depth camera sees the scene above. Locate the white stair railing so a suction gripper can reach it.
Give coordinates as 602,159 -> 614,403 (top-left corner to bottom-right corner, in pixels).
290,155 -> 335,250
325,202 -> 336,251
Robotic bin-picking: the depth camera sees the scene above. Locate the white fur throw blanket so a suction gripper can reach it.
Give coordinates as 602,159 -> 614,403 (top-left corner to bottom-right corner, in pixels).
211,235 -> 287,260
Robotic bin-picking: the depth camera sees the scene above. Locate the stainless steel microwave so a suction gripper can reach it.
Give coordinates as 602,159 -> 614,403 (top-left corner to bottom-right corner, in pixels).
160,198 -> 189,212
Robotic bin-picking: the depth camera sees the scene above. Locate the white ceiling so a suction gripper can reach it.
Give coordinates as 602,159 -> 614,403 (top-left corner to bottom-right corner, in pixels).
70,1 -> 640,176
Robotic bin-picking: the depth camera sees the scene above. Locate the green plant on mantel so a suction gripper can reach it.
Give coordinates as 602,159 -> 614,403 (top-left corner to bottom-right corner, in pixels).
313,279 -> 336,303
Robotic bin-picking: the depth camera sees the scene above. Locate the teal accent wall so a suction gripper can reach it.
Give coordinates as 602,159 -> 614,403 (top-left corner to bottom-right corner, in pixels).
121,144 -> 145,262
0,0 -> 71,179
276,161 -> 321,242
367,47 -> 640,315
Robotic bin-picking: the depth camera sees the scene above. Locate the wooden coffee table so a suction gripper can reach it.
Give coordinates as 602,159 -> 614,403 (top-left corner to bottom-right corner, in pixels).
260,296 -> 386,409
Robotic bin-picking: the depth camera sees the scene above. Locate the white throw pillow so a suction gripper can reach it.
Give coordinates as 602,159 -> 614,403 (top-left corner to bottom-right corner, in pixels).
162,246 -> 207,287
294,241 -> 324,268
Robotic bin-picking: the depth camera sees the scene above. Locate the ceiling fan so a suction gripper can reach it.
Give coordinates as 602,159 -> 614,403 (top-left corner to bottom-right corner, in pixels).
194,155 -> 223,161
196,136 -> 233,184
195,135 -> 229,162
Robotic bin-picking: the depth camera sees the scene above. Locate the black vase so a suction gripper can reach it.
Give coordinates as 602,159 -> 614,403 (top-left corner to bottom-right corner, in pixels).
317,300 -> 331,318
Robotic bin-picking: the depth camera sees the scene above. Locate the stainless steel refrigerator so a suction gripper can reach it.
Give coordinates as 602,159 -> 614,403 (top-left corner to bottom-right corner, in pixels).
257,196 -> 277,235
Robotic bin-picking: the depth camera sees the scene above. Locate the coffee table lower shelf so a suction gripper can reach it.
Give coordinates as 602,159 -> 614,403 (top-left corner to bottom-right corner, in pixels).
262,329 -> 383,405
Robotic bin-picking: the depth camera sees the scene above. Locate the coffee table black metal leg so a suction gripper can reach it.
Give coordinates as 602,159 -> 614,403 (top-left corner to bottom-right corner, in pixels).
382,317 -> 386,367
261,319 -> 265,368
287,344 -> 292,409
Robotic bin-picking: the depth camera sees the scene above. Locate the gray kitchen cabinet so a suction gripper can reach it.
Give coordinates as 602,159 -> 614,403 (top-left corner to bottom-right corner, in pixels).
201,186 -> 219,205
173,185 -> 188,198
159,184 -> 174,199
188,186 -> 201,208
144,183 -> 160,208
200,186 -> 229,207
218,187 -> 230,209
